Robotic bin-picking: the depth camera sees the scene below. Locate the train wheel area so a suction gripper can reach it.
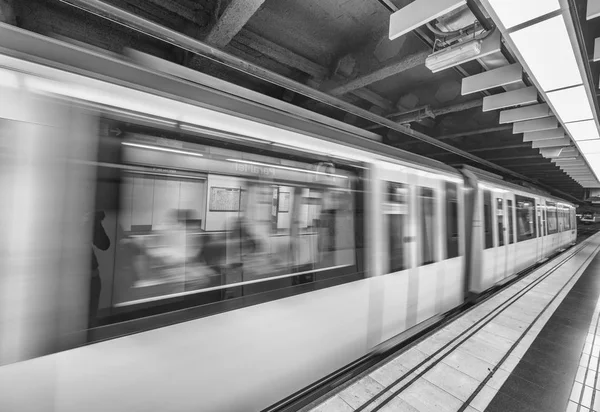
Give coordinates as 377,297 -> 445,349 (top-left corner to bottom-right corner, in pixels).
288,231 -> 600,412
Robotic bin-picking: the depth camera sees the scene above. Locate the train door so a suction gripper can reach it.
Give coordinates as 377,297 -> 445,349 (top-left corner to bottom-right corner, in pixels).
541,204 -> 549,259
535,198 -> 543,262
374,163 -> 416,341
495,192 -> 512,281
505,195 -> 516,277
414,172 -> 445,324
481,189 -> 496,287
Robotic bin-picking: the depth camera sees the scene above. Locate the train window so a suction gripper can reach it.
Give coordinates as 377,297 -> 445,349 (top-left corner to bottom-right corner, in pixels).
419,187 -> 437,265
497,198 -> 504,247
445,182 -> 459,259
483,190 -> 493,249
507,199 -> 515,244
536,203 -> 544,236
558,207 -> 563,232
542,208 -> 547,236
558,208 -> 563,232
516,195 -> 537,241
565,207 -> 571,231
546,202 -> 558,234
90,130 -> 362,333
386,182 -> 408,272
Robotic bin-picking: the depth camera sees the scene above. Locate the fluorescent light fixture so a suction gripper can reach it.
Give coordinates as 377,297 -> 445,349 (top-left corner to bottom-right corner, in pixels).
426,38 -> 482,73
122,142 -> 204,157
578,140 -> 600,154
565,120 -> 600,141
487,0 -> 560,29
510,15 -> 582,92
547,85 -> 594,123
226,158 -> 348,179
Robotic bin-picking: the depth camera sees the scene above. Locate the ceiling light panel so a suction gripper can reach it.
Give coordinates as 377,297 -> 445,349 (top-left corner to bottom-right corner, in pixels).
510,15 -> 582,92
487,0 -> 560,29
565,120 -> 600,141
586,154 -> 600,173
578,140 -> 600,154
547,85 -> 594,123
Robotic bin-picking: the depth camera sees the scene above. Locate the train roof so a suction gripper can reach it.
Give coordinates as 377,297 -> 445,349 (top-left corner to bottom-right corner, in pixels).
0,24 -> 459,178
463,165 -> 575,206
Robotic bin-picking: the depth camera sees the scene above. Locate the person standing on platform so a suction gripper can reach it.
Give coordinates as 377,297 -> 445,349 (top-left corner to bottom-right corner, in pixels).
87,210 -> 110,328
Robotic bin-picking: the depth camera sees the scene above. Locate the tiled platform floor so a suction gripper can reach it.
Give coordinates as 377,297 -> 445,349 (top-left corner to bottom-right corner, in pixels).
305,233 -> 600,412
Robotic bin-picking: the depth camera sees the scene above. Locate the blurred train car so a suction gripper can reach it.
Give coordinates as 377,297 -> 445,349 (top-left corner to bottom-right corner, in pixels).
0,24 -> 577,412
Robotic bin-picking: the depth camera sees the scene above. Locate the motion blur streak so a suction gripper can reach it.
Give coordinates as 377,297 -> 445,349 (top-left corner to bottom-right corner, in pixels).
0,83 -> 97,365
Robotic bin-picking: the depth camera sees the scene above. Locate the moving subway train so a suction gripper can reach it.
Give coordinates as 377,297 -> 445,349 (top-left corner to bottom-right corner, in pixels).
0,25 -> 577,412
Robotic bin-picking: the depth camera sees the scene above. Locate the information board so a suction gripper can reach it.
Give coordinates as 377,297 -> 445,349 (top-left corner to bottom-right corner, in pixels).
209,187 -> 241,212
278,191 -> 291,213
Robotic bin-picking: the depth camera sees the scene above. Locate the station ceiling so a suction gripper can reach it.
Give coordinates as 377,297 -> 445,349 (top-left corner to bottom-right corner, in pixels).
3,0 -> 598,202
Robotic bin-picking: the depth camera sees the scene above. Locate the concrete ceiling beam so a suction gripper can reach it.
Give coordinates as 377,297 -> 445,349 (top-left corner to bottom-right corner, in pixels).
144,0 -> 200,22
205,0 -> 265,48
350,89 -> 395,111
232,30 -> 394,110
430,143 -> 532,157
235,29 -> 328,79
325,50 -> 429,96
0,0 -> 15,24
485,155 -> 542,161
435,125 -> 512,140
368,99 -> 485,131
432,99 -> 483,116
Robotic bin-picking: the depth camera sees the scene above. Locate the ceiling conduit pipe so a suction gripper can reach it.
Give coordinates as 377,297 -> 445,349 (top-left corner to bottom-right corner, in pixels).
57,0 -> 580,202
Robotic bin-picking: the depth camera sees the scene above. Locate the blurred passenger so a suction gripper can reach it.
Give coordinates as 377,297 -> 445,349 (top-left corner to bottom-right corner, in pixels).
87,210 -> 110,327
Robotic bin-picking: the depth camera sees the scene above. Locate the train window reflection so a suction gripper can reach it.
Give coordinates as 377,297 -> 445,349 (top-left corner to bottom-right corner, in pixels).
516,195 -> 537,241
546,202 -> 558,234
542,208 -> 547,236
419,187 -> 436,266
445,182 -> 459,259
497,198 -> 504,247
483,190 -> 493,249
93,132 -> 359,322
385,182 -> 408,272
507,199 -> 514,244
